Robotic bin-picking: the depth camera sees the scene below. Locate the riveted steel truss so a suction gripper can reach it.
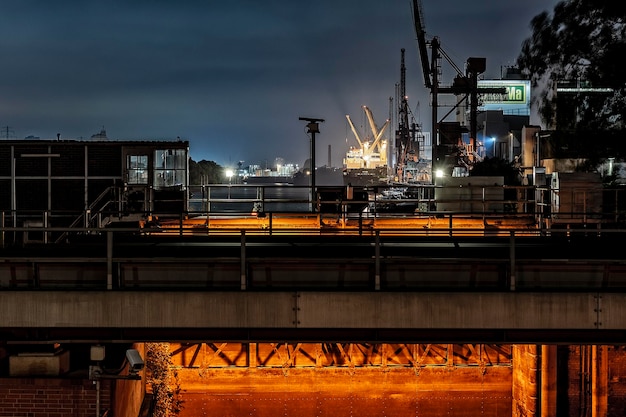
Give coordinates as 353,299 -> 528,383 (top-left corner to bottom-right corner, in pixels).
170,343 -> 512,371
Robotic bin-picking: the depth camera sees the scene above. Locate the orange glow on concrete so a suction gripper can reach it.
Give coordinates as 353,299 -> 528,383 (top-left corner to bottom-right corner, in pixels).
148,214 -> 537,237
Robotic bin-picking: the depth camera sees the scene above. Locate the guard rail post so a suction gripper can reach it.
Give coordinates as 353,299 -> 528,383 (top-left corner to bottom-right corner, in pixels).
374,230 -> 381,291
240,230 -> 247,290
509,230 -> 516,291
358,211 -> 363,236
107,230 -> 113,290
269,213 -> 273,236
43,211 -> 49,244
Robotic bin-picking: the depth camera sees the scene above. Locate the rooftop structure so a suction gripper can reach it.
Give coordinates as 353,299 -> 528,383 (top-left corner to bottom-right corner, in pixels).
0,138 -> 189,242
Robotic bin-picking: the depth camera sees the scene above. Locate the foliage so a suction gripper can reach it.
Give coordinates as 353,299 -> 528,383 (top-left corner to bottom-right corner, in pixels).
517,1 -> 626,131
146,343 -> 183,417
544,130 -> 626,163
470,157 -> 522,186
189,159 -> 224,185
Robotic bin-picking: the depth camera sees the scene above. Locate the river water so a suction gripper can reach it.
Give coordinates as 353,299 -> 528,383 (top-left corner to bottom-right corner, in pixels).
188,184 -> 311,214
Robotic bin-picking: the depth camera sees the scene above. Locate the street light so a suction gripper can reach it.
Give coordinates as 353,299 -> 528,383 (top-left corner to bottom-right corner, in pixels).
434,169 -> 445,186
225,169 -> 234,200
225,169 -> 234,185
299,117 -> 325,212
491,137 -> 497,158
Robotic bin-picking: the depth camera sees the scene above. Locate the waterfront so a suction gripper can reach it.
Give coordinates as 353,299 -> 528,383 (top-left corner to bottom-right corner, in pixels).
189,184 -> 311,213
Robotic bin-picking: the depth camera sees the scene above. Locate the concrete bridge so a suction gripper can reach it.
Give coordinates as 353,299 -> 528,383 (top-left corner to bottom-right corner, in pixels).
1,224 -> 625,417
1,226 -> 625,344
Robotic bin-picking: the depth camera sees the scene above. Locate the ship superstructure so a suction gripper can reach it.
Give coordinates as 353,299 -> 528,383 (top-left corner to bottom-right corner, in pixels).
343,106 -> 390,186
344,106 -> 389,170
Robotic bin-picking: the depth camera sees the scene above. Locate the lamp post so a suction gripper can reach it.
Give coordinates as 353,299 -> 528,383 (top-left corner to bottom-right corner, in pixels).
299,117 -> 325,212
225,169 -> 233,199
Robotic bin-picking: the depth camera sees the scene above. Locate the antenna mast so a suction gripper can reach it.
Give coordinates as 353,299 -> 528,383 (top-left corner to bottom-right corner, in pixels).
2,126 -> 15,139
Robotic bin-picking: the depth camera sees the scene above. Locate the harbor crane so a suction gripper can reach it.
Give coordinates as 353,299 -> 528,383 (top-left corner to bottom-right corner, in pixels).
394,48 -> 423,183
410,0 -> 505,174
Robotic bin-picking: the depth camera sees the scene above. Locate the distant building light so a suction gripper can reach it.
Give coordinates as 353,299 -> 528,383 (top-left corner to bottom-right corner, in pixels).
556,87 -> 613,93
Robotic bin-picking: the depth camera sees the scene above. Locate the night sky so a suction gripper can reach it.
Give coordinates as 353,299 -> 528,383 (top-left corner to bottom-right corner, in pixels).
0,0 -> 561,168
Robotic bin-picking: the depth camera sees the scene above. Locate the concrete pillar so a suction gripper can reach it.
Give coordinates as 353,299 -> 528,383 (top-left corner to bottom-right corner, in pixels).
512,344 -> 538,417
592,345 -> 608,417
541,345 -> 557,417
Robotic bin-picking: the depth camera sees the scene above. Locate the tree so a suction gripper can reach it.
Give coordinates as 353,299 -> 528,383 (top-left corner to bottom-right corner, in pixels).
146,342 -> 183,417
470,157 -> 522,186
517,1 -> 626,132
189,159 -> 224,185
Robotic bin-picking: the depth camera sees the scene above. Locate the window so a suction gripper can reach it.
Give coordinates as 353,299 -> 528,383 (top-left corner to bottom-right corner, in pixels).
127,155 -> 148,184
154,149 -> 186,189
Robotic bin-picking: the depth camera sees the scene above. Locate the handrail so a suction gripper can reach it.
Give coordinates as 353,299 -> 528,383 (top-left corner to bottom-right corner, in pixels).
2,227 -> 626,292
1,182 -> 624,247
55,186 -> 120,243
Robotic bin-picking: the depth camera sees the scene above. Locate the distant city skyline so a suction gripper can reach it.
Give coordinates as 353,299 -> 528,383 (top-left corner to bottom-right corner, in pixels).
1,0 -> 561,168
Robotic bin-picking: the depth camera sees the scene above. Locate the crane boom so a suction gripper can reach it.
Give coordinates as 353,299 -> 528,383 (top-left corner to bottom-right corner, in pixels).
412,0 -> 432,88
363,106 -> 389,155
345,114 -> 364,149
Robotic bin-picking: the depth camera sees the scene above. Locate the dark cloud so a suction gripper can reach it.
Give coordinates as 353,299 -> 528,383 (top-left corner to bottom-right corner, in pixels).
0,0 -> 560,166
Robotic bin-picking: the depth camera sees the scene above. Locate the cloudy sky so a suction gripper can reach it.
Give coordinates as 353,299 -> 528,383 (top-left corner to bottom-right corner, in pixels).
0,0 -> 561,168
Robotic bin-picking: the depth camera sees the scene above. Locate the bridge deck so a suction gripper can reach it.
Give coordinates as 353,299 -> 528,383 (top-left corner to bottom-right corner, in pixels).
1,230 -> 624,291
1,290 -> 625,343
1,229 -> 626,343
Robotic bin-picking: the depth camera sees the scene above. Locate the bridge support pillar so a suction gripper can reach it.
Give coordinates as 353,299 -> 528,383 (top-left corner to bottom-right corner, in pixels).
592,345 -> 608,417
541,345 -> 557,417
512,344 -> 538,417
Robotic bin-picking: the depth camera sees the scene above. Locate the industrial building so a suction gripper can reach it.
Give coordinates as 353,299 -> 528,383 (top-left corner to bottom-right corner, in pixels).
0,138 -> 189,242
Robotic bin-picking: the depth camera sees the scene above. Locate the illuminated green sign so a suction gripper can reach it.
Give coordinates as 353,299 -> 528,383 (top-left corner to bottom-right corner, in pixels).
479,81 -> 529,105
505,85 -> 525,102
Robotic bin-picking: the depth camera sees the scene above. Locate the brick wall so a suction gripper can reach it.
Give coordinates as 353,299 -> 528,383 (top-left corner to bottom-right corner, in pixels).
608,346 -> 626,415
567,345 -> 626,417
0,378 -> 111,417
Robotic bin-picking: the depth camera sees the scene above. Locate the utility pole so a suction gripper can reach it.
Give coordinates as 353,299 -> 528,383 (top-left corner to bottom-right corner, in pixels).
299,117 -> 324,212
1,126 -> 15,139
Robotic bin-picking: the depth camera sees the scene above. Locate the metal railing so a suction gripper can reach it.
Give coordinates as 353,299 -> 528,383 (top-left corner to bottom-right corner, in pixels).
1,183 -> 625,245
1,225 -> 626,292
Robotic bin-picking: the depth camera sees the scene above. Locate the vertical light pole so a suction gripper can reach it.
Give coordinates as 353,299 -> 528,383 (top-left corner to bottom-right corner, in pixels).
535,132 -> 540,166
299,117 -> 324,212
491,137 -> 497,158
225,169 -> 233,199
